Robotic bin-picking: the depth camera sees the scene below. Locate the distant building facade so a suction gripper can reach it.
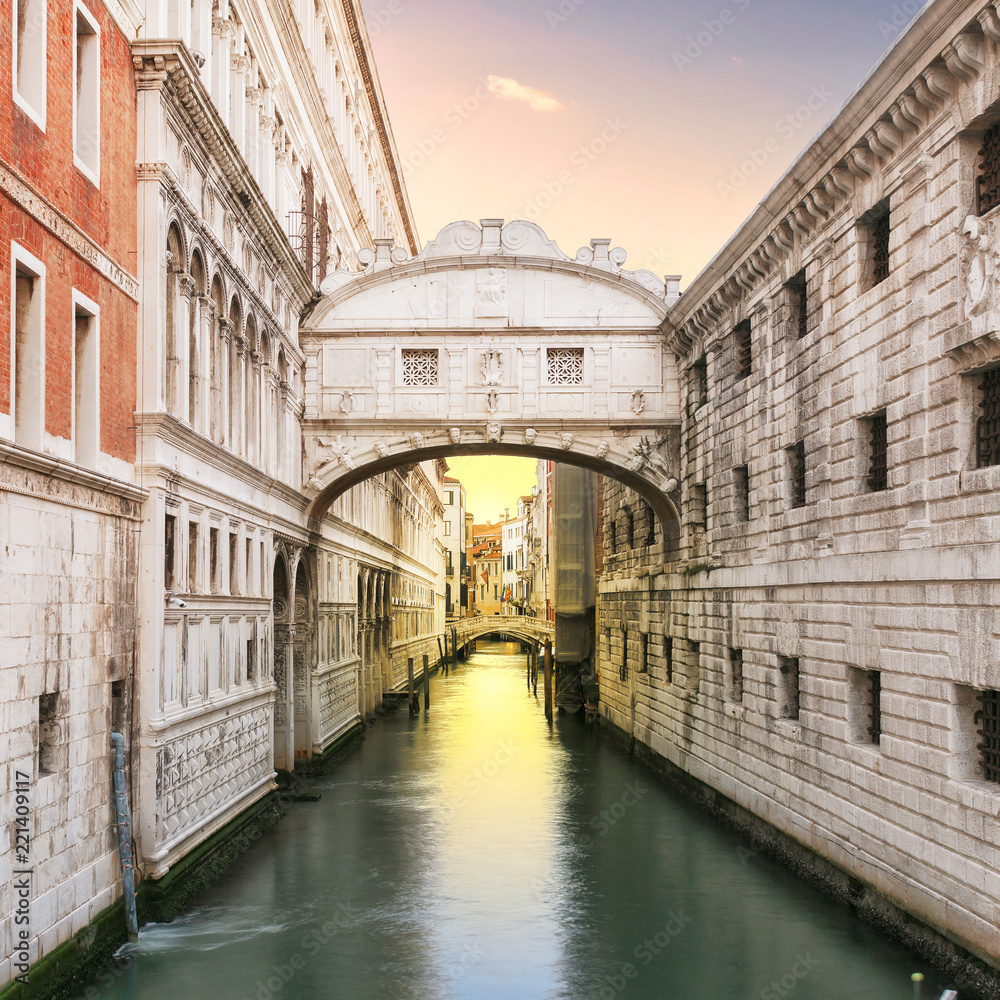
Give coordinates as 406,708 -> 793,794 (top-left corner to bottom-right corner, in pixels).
470,522 -> 503,615
441,476 -> 467,617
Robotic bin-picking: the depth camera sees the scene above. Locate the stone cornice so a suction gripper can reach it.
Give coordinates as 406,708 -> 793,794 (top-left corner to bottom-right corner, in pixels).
340,0 -> 420,255
132,41 -> 315,307
98,0 -> 144,41
666,0 -> 997,359
0,160 -> 139,300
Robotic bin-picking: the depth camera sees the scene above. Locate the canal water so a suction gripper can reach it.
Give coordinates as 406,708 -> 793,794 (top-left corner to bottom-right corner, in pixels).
85,641 -> 939,1000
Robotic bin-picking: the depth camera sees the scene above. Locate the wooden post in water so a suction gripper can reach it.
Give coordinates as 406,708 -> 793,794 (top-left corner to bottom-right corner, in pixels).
423,654 -> 430,710
437,635 -> 445,674
544,641 -> 553,722
532,646 -> 538,697
527,647 -> 531,690
452,627 -> 459,669
408,658 -> 416,715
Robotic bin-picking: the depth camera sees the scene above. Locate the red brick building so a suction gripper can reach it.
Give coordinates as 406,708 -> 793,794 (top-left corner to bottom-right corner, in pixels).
1,0 -> 143,980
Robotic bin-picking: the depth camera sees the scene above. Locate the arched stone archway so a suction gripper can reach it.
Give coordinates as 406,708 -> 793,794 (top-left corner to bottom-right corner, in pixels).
299,219 -> 683,528
293,558 -> 315,759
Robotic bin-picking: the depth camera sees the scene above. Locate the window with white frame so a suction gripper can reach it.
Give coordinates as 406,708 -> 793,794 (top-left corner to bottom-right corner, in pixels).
13,246 -> 45,451
74,2 -> 100,181
546,347 -> 584,385
14,0 -> 46,128
72,292 -> 99,467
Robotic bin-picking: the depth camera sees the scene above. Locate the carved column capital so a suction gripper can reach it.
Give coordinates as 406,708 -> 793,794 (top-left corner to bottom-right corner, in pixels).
219,318 -> 235,341
178,275 -> 196,299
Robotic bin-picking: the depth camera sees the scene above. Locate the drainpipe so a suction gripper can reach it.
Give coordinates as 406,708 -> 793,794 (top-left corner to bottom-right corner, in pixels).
110,733 -> 139,943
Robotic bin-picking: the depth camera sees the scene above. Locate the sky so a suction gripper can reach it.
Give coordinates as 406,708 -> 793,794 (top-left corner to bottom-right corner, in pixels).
447,456 -> 538,524
358,0 -> 918,518
360,0 -> 917,286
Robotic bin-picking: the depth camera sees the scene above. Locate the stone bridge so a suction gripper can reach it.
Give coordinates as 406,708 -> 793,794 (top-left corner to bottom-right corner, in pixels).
450,614 -> 555,653
299,219 -> 684,528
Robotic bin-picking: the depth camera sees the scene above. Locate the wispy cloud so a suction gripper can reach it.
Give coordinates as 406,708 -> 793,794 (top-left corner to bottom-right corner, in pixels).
485,75 -> 565,112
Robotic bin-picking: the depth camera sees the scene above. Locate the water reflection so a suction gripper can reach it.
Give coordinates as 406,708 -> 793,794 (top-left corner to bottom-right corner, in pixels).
85,640 -> 934,1000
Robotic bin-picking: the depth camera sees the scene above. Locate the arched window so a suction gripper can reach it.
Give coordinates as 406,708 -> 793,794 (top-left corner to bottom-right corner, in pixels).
165,224 -> 185,415
209,275 -> 225,443
228,297 -> 242,452
188,251 -> 206,427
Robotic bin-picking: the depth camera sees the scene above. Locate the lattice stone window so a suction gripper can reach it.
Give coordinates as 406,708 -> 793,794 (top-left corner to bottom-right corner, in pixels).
401,349 -> 439,386
547,347 -> 584,385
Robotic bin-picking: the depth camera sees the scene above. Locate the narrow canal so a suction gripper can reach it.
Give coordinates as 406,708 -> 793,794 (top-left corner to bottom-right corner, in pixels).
87,641 -> 937,1000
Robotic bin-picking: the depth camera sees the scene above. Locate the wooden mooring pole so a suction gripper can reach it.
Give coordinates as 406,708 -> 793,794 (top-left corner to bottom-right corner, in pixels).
544,641 -> 553,723
527,647 -> 531,690
532,646 -> 538,697
437,635 -> 445,674
423,654 -> 430,710
408,658 -> 417,715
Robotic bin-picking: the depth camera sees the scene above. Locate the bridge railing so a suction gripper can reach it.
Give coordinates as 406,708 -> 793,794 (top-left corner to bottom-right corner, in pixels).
451,615 -> 554,639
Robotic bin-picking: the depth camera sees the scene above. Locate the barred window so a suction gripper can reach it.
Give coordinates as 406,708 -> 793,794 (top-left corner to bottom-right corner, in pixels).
870,210 -> 890,286
866,411 -> 888,492
401,349 -> 439,386
730,648 -> 744,703
734,465 -> 750,521
976,368 -> 1000,468
547,347 -> 584,385
734,320 -> 752,380
786,270 -> 808,339
976,689 -> 1000,784
977,122 -> 1000,217
665,636 -> 673,684
788,442 -> 807,508
778,656 -> 800,721
692,355 -> 708,404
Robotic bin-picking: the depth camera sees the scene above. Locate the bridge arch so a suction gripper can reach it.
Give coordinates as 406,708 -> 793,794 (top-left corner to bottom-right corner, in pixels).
299,219 -> 684,530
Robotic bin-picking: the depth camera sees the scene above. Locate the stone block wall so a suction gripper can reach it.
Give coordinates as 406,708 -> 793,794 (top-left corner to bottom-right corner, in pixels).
598,0 -> 1000,974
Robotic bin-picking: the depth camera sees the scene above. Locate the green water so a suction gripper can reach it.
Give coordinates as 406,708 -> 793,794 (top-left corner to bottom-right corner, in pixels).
83,642 -> 943,1000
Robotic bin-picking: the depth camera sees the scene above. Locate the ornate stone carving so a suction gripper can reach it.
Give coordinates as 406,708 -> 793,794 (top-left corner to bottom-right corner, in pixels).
449,427 -> 462,445
340,390 -> 358,415
374,442 -> 390,459
962,215 -> 996,324
480,348 -> 504,386
630,390 -> 647,415
409,432 -> 425,450
524,428 -> 537,445
596,442 -> 610,460
475,268 -> 508,317
485,389 -> 501,414
560,433 -> 575,450
309,436 -> 356,489
486,422 -> 503,444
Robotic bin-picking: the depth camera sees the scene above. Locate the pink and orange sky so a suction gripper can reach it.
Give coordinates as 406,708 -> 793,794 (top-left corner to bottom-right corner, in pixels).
361,0 -> 918,287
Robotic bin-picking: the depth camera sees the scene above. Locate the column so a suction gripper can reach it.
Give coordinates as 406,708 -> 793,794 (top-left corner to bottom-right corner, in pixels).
219,318 -> 233,448
176,275 -> 195,420
211,10 -> 233,118
229,36 -> 248,142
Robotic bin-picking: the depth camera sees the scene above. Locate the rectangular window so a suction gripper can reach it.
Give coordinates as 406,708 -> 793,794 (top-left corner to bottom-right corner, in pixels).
850,670 -> 882,746
188,522 -> 199,593
72,293 -> 99,467
13,249 -> 45,450
547,347 -> 585,385
74,2 -> 100,182
692,355 -> 708,405
229,531 -> 239,594
665,636 -> 673,685
444,491 -> 454,505
976,689 -> 1000,784
38,692 -> 64,774
977,122 -> 1000,217
730,648 -> 744,703
246,638 -> 256,683
209,527 -> 220,593
788,442 -> 807,508
443,521 -> 451,536
865,411 -> 889,492
14,0 -> 47,128
638,633 -> 648,674
734,320 -> 752,380
164,514 -> 176,591
245,538 -> 252,594
690,482 -> 707,536
861,199 -> 891,289
401,348 -> 438,386
786,269 -> 808,340
734,465 -> 750,522
778,656 -> 800,721
620,630 -> 629,682
111,679 -> 124,735
976,368 -> 1000,469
